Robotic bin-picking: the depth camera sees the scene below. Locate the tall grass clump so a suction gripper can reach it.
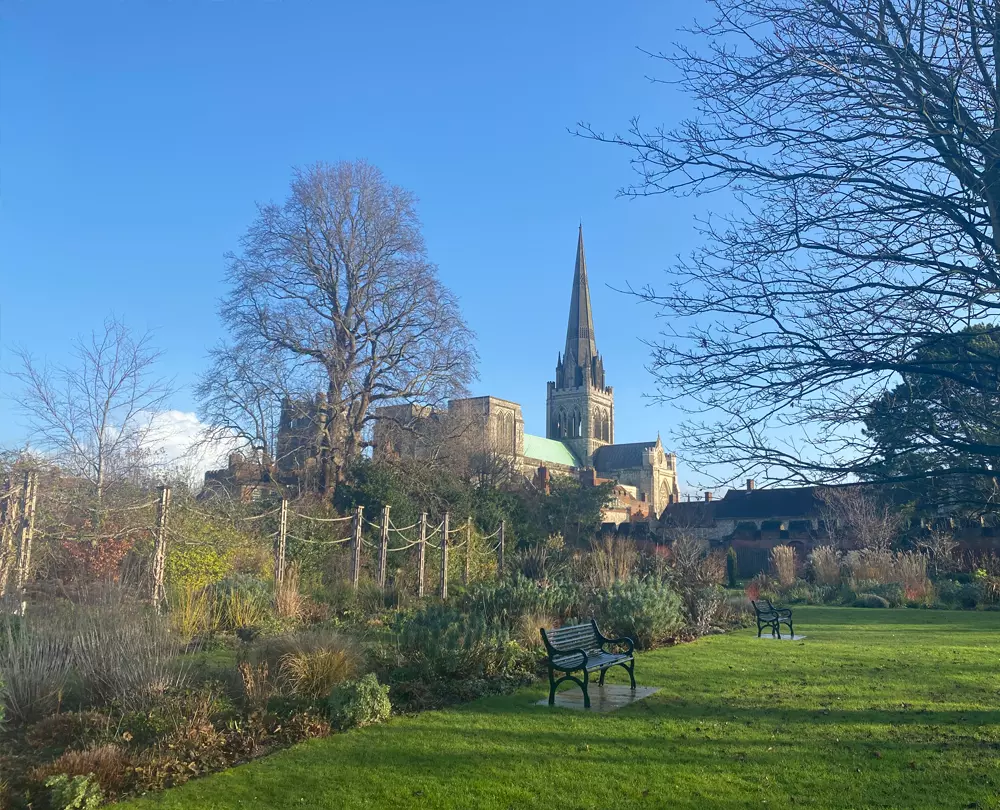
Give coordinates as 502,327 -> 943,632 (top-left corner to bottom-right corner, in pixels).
275,562 -> 303,621
770,545 -> 797,587
167,584 -> 212,640
73,602 -> 188,711
587,534 -> 637,588
211,576 -> 273,632
809,546 -> 842,587
0,618 -> 74,724
254,629 -> 361,700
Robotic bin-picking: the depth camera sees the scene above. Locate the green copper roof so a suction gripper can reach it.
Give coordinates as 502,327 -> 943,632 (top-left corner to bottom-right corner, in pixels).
522,434 -> 580,468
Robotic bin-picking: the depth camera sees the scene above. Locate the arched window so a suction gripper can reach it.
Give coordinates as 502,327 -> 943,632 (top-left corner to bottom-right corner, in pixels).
573,408 -> 582,438
603,410 -> 611,441
560,409 -> 568,438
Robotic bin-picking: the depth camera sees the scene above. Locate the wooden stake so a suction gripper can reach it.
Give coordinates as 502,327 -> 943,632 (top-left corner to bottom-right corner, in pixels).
378,504 -> 390,589
13,472 -> 37,615
0,476 -> 20,601
440,512 -> 449,600
351,505 -> 363,590
151,485 -> 171,611
417,512 -> 427,599
463,517 -> 471,586
275,498 -> 288,585
498,520 -> 506,573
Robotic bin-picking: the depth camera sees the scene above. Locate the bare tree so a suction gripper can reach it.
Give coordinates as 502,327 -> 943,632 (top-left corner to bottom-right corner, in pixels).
583,0 -> 1000,487
203,161 -> 477,494
818,486 -> 902,551
9,317 -> 173,506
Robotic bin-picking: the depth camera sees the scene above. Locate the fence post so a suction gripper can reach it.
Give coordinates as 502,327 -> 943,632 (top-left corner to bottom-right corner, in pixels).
0,476 -> 21,601
351,505 -> 363,591
151,485 -> 171,612
417,512 -> 427,599
13,472 -> 38,615
440,512 -> 450,600
498,520 -> 505,574
378,505 -> 390,589
275,498 -> 288,585
463,517 -> 471,586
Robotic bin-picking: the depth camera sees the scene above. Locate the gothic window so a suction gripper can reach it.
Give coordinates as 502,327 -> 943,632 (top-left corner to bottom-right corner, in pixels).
559,409 -> 567,438
573,408 -> 582,438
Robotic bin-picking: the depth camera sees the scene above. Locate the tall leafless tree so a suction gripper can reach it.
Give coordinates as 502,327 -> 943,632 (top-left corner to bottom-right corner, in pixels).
201,161 -> 478,494
9,317 -> 173,507
583,0 -> 1000,487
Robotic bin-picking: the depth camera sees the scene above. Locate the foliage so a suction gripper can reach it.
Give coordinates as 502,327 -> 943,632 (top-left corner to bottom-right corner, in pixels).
26,711 -> 110,752
667,536 -> 727,634
43,773 -> 105,810
209,577 -> 274,633
275,563 -> 302,621
726,546 -> 738,588
591,579 -> 684,649
853,594 -> 891,609
392,603 -> 529,681
166,510 -> 267,592
326,674 -> 391,731
167,585 -> 212,641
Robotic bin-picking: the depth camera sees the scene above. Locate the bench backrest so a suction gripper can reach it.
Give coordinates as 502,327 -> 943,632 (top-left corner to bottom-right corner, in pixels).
751,599 -> 777,615
540,620 -> 600,654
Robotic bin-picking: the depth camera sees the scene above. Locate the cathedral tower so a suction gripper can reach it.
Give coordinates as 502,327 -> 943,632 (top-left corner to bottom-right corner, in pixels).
546,226 -> 614,466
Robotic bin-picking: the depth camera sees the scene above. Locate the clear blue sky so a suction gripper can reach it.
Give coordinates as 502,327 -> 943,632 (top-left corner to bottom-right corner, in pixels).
1,1 -> 714,491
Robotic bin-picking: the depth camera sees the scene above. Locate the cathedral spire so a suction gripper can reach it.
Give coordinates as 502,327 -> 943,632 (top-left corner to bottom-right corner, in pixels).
563,225 -> 598,385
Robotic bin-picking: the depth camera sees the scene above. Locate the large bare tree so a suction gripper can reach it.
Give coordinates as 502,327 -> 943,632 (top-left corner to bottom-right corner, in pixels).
584,0 -> 1000,488
9,317 -> 173,506
201,161 -> 477,494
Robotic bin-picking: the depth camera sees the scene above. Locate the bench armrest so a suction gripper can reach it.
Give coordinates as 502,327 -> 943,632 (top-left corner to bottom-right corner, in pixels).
595,629 -> 635,655
773,607 -> 793,617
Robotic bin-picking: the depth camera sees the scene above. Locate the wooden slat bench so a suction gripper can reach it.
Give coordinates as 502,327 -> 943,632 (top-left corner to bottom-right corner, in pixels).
540,620 -> 635,709
751,599 -> 794,638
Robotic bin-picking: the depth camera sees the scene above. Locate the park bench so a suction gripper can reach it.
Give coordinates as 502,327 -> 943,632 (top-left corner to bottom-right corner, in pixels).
540,620 -> 635,709
751,599 -> 794,638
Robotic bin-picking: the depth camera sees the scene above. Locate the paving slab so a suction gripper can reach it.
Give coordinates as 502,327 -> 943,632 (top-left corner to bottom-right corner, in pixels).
754,634 -> 807,641
534,684 -> 660,713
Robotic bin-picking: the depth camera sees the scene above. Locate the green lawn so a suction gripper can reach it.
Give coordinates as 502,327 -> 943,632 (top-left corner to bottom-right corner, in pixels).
118,608 -> 1000,809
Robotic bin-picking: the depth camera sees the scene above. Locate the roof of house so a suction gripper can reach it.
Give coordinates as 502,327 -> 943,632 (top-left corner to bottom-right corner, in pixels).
659,500 -> 717,528
713,486 -> 822,520
593,441 -> 656,472
523,434 -> 580,468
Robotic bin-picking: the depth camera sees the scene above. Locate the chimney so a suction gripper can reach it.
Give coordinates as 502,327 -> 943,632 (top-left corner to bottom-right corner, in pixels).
705,492 -> 713,502
746,479 -> 755,491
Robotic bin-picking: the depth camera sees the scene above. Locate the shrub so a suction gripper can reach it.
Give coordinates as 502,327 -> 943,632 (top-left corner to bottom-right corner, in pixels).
0,618 -> 74,724
33,744 -> 131,794
327,673 -> 391,730
726,546 -> 738,588
809,546 -> 842,587
43,773 -> 104,810
394,604 -> 528,680
770,545 -> 797,588
513,612 -> 556,652
853,593 -> 891,608
592,579 -> 684,649
26,711 -> 110,751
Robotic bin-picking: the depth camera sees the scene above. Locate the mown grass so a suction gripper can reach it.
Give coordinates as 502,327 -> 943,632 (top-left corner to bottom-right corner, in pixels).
118,607 -> 1000,809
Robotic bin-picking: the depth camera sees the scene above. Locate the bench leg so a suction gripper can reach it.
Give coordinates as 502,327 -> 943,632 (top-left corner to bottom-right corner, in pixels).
599,667 -> 607,687
757,621 -> 763,638
582,668 -> 591,709
627,659 -> 636,690
548,666 -> 557,706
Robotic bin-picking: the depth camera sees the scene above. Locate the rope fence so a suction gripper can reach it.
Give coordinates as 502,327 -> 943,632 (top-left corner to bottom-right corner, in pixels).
0,472 -> 508,614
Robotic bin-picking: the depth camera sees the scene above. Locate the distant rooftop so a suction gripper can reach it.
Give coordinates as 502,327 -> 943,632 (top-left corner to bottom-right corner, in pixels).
523,434 -> 580,468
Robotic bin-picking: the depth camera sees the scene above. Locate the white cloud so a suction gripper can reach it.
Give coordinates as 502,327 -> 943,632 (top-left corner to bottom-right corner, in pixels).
144,410 -> 241,487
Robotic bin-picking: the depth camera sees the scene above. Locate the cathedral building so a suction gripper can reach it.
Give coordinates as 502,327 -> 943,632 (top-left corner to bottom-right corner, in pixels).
375,227 -> 680,519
